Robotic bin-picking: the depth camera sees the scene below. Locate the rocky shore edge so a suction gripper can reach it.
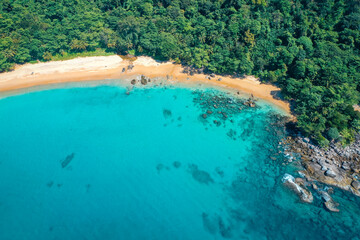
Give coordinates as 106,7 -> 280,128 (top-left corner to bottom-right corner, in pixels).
282,132 -> 360,212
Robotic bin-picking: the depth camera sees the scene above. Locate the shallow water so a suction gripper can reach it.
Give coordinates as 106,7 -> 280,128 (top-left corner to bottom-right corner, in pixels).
0,85 -> 359,240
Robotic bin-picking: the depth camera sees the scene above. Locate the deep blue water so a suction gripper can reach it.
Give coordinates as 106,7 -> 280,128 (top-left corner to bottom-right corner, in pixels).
0,85 -> 360,240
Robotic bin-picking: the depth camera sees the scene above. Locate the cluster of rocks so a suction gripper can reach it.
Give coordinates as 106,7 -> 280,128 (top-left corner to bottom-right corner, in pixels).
282,173 -> 314,203
282,172 -> 340,212
283,134 -> 360,211
128,63 -> 134,70
193,91 -> 254,128
204,73 -> 222,81
243,96 -> 256,108
182,66 -> 204,75
130,75 -> 151,86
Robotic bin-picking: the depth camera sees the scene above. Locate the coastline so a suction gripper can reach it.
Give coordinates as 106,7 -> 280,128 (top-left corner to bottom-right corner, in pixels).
0,55 -> 291,115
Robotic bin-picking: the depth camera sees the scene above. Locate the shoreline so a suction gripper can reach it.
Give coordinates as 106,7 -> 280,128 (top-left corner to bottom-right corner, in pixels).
0,55 -> 291,115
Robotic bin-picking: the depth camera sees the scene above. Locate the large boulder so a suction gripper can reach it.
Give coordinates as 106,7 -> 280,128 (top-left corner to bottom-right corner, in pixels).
351,180 -> 360,190
325,169 -> 337,178
282,173 -> 313,203
140,75 -> 148,85
318,190 -> 340,212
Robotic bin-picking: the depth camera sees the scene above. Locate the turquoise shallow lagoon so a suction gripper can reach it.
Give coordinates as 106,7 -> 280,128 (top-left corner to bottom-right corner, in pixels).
0,85 -> 360,240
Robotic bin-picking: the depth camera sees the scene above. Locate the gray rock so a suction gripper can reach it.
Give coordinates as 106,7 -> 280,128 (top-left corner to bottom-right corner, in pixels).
351,164 -> 360,173
319,190 -> 340,212
140,75 -> 148,85
282,173 -> 313,203
351,180 -> 360,190
325,169 -> 337,178
342,162 -> 350,170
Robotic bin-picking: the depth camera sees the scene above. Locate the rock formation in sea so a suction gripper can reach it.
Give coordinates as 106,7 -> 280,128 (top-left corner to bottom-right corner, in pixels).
282,173 -> 314,203
283,132 -> 360,211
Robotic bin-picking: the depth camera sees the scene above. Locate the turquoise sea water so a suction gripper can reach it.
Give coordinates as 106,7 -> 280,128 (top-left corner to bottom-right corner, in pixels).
0,84 -> 360,240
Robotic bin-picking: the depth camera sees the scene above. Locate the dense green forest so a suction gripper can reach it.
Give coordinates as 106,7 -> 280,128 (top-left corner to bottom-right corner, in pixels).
1,0 -> 360,146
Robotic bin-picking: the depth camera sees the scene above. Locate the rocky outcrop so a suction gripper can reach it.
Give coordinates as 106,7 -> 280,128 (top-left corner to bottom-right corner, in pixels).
243,96 -> 256,108
318,190 -> 340,212
284,134 -> 360,203
282,173 -> 313,203
140,75 -> 149,85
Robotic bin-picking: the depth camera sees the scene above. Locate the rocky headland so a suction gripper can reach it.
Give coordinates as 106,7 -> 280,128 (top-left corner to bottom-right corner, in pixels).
283,133 -> 360,211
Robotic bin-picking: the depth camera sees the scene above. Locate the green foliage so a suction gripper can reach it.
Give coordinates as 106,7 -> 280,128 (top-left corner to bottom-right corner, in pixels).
327,127 -> 340,141
1,0 -> 360,145
314,133 -> 330,148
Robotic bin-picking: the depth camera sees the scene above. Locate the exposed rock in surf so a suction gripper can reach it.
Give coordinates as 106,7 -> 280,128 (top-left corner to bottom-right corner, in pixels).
140,75 -> 148,85
318,190 -> 340,212
130,79 -> 136,85
282,173 -> 313,203
283,134 -> 360,198
244,97 -> 256,108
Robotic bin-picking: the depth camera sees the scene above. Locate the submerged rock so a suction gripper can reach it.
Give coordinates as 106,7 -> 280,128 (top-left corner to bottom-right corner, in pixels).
282,173 -> 313,203
156,163 -> 164,172
202,213 -> 218,235
173,161 -> 181,168
47,181 -> 54,188
188,164 -> 214,184
61,153 -> 75,168
163,109 -> 172,118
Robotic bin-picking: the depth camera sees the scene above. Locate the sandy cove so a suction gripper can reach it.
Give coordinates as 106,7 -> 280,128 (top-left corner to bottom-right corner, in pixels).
0,55 -> 291,114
